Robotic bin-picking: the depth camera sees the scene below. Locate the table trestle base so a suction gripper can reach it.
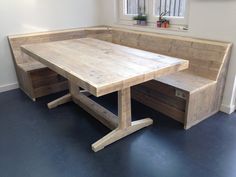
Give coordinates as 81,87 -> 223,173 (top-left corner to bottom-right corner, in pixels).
47,83 -> 153,152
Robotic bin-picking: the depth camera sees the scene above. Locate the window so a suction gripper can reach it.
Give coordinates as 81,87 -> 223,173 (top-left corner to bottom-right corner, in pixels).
154,0 -> 186,17
126,0 -> 146,15
118,0 -> 189,27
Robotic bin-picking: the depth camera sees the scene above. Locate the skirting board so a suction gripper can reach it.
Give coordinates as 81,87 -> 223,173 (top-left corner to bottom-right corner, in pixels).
220,104 -> 236,114
0,83 -> 19,93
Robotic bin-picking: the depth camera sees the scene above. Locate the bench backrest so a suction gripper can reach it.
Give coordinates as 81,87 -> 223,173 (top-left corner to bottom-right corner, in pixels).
8,26 -> 231,82
8,27 -> 112,65
112,28 -> 232,81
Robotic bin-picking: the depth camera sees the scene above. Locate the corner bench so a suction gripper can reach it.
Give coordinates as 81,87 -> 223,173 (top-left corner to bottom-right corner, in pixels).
8,26 -> 232,129
111,28 -> 232,129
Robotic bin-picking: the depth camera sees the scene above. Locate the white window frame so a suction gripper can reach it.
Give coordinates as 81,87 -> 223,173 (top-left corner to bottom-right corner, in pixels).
118,0 -> 189,26
118,0 -> 149,21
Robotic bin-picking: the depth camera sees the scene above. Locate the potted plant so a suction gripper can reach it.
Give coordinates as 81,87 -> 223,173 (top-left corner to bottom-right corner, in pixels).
133,14 -> 147,26
157,11 -> 170,28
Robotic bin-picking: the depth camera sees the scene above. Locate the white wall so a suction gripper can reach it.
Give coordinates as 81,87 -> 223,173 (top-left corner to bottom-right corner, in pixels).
99,0 -> 236,114
0,0 -> 102,92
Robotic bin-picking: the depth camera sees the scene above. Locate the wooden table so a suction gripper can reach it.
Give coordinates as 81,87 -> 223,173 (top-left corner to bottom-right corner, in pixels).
21,38 -> 188,152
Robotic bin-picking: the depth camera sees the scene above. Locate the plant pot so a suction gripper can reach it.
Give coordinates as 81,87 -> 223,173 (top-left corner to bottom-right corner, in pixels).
157,20 -> 169,28
157,21 -> 162,28
161,21 -> 169,28
136,20 -> 147,26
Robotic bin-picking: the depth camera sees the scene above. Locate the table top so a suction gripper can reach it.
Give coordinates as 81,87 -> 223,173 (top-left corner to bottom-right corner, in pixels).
21,38 -> 188,96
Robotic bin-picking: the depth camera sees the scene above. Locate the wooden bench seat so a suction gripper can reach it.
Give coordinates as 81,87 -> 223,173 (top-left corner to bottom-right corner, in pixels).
156,70 -> 216,93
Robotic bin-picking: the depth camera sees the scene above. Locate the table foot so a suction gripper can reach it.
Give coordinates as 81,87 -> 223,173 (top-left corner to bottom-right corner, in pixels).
47,94 -> 72,109
92,118 -> 153,152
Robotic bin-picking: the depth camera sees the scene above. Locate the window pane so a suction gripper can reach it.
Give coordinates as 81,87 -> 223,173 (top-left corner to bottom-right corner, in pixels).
155,0 -> 185,17
126,0 -> 146,15
139,0 -> 146,14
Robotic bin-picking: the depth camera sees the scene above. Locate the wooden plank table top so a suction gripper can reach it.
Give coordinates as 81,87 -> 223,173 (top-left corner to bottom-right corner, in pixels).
21,38 -> 188,97
21,38 -> 189,152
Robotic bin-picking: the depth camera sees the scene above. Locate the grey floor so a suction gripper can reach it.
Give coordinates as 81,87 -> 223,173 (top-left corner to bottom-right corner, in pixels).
0,89 -> 236,177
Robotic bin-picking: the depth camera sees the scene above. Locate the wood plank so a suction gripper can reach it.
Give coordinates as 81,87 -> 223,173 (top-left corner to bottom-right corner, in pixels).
18,61 -> 47,72
132,89 -> 185,123
30,68 -> 59,81
17,66 -> 35,100
132,86 -> 186,111
69,80 -> 118,130
34,81 -> 68,98
118,88 -> 132,129
32,75 -> 66,89
48,94 -> 72,109
112,28 -> 229,47
73,92 -> 118,130
156,70 -> 216,93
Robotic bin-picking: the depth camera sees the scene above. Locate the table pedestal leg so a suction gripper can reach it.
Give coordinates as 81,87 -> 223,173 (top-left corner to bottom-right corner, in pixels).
92,88 -> 153,152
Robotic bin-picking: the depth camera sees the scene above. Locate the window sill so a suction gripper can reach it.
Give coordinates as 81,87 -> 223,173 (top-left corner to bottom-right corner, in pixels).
114,21 -> 189,34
